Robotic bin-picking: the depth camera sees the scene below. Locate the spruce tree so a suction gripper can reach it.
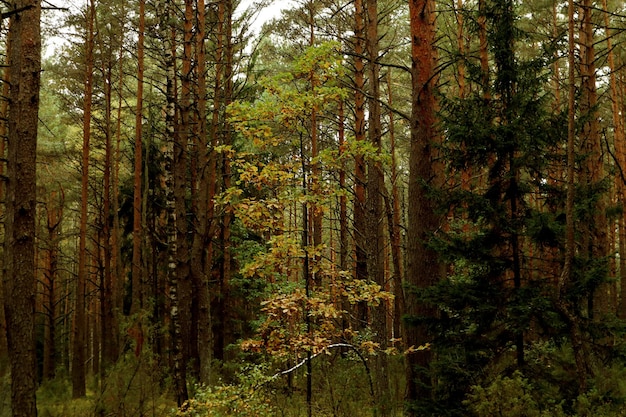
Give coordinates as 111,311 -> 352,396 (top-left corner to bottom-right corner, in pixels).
425,0 -> 566,413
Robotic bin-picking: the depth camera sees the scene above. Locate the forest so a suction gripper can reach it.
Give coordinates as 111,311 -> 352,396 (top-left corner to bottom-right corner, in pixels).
3,0 -> 626,416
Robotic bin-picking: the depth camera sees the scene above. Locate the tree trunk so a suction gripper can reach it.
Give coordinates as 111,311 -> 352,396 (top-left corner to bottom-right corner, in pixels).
177,0 -> 194,372
601,0 -> 625,317
353,0 -> 368,329
3,1 -> 41,415
111,4 -> 125,350
557,0 -> 592,394
190,0 -> 212,383
364,0 -> 389,414
209,0 -> 225,362
386,69 -> 405,341
100,32 -> 116,369
43,190 -> 63,380
579,0 -> 608,318
405,0 -> 441,411
162,0 -> 189,404
73,0 -> 96,398
308,1 -> 323,284
0,15 -> 11,376
131,0 -> 145,317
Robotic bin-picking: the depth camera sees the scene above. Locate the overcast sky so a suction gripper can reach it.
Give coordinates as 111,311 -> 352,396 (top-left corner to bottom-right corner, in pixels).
41,0 -> 292,57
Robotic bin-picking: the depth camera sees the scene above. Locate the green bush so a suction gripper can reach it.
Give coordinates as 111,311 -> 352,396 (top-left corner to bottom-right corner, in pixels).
464,371 -> 566,417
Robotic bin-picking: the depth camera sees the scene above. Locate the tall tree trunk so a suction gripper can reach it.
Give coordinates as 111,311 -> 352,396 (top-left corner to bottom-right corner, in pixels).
112,4 -> 125,347
386,69 -> 405,341
601,0 -> 625,317
364,0 -> 389,414
100,34 -> 116,370
162,0 -> 189,404
177,0 -> 194,371
42,190 -> 62,380
308,1 -> 323,283
190,0 -> 212,383
220,0 -> 234,359
131,0 -> 145,316
405,0 -> 441,411
579,0 -> 608,318
209,0 -> 225,362
73,0 -> 96,398
214,0 -> 235,362
3,1 -> 41,415
557,0 -> 592,393
353,0 -> 368,329
338,99 -> 349,333
0,15 -> 11,373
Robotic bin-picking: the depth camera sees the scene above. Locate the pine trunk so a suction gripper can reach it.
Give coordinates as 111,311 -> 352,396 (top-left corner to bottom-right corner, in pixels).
72,0 -> 96,398
190,0 -> 212,383
2,2 -> 41,411
42,191 -> 61,380
579,0 -> 608,318
405,0 -> 441,411
131,0 -> 145,316
353,0 -> 368,329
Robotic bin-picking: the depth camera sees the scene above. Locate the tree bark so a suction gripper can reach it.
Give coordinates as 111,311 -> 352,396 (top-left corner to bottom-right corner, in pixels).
72,0 -> 96,398
42,190 -> 62,380
2,1 -> 41,415
190,0 -> 212,383
0,18 -> 9,373
579,0 -> 608,318
601,0 -> 625,317
162,0 -> 189,404
386,69 -> 405,341
353,0 -> 368,329
177,0 -> 194,372
100,27 -> 116,369
364,0 -> 389,414
405,0 -> 441,411
131,0 -> 145,317
557,0 -> 592,394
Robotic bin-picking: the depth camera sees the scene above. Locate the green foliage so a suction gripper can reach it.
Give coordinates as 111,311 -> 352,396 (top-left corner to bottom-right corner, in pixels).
415,0 -> 615,415
462,342 -> 626,417
464,371 -> 566,417
36,353 -> 174,417
174,365 -> 276,417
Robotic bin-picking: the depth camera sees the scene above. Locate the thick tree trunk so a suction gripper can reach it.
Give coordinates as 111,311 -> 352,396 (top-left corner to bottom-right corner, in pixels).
3,1 -> 41,415
405,0 -> 441,412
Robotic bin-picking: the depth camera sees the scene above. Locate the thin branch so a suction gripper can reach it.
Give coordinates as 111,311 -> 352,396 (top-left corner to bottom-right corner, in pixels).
1,5 -> 33,19
265,343 -> 375,399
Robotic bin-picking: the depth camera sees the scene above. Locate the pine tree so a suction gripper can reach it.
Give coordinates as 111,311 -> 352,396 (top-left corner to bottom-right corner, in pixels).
2,1 -> 41,416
